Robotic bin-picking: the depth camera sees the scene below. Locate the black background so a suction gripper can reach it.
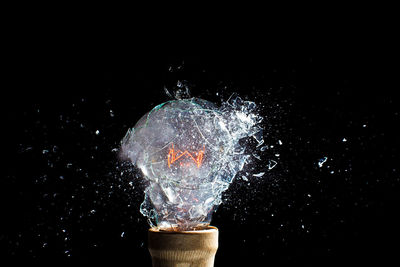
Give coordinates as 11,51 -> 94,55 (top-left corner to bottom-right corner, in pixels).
2,18 -> 400,266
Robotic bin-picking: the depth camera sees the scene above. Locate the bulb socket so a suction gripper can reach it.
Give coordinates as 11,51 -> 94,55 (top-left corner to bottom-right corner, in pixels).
148,226 -> 219,267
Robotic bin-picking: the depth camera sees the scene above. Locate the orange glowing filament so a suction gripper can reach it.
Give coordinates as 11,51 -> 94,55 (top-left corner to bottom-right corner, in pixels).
167,143 -> 205,168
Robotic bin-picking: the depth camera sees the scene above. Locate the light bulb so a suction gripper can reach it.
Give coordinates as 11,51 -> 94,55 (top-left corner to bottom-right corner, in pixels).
120,97 -> 262,231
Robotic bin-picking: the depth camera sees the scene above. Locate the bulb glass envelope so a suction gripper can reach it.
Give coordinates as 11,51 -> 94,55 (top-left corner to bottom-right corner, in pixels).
121,97 -> 262,230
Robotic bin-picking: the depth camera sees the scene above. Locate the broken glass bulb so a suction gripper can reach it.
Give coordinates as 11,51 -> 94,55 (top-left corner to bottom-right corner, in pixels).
120,97 -> 262,230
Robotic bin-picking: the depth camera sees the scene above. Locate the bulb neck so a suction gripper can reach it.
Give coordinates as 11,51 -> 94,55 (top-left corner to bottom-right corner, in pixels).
148,226 -> 219,267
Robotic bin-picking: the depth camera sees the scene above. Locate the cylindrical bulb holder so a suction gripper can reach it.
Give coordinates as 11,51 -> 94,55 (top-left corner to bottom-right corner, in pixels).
148,226 -> 218,267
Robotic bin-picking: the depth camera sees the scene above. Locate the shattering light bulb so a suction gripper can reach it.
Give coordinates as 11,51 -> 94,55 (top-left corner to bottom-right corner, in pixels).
120,97 -> 262,230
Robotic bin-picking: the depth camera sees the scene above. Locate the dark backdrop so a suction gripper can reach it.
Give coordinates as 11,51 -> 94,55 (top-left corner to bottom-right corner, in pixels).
2,25 -> 399,266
